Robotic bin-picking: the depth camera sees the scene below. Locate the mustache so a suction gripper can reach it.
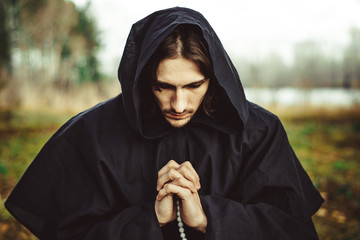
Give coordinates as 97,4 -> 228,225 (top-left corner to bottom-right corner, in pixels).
163,109 -> 195,115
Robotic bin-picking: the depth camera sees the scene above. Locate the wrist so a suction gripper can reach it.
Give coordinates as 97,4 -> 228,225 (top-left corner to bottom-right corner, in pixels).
194,213 -> 207,233
156,212 -> 176,227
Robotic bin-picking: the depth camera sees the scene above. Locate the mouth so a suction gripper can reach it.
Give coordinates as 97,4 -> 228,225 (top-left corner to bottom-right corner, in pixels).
165,113 -> 189,120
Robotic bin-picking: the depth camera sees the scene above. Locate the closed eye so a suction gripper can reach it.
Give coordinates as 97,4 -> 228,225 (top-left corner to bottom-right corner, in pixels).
155,78 -> 208,91
157,82 -> 176,90
184,79 -> 208,89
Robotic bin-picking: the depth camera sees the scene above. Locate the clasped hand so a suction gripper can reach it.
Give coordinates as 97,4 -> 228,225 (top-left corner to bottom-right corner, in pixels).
155,160 -> 207,233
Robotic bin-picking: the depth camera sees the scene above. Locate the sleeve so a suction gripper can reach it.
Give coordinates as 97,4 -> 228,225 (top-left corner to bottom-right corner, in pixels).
200,116 -> 323,240
5,120 -> 163,240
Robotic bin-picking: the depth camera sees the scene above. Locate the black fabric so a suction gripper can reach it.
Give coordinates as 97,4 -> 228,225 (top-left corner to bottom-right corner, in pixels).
5,7 -> 323,240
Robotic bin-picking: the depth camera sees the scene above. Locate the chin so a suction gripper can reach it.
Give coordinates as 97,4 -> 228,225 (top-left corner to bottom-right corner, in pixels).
167,117 -> 191,128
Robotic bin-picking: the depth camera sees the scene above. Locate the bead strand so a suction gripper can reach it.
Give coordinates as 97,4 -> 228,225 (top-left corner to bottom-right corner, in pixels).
176,199 -> 187,240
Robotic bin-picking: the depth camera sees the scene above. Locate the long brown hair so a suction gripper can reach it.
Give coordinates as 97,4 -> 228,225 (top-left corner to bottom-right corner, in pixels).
139,24 -> 218,119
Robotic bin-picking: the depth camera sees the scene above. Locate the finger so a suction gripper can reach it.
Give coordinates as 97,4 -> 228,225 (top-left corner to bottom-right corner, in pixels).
171,176 -> 198,192
157,183 -> 192,200
177,161 -> 201,189
157,168 -> 183,191
158,160 -> 180,179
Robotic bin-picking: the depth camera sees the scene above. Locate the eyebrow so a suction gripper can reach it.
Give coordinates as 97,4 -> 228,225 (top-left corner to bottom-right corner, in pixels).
156,78 -> 208,88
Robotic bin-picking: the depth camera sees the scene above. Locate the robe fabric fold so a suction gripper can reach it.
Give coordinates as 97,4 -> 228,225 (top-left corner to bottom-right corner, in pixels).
6,7 -> 323,239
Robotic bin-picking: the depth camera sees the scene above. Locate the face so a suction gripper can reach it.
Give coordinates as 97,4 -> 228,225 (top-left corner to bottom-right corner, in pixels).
153,57 -> 210,128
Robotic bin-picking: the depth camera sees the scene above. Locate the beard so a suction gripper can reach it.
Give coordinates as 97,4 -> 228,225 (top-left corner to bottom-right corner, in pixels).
162,109 -> 195,128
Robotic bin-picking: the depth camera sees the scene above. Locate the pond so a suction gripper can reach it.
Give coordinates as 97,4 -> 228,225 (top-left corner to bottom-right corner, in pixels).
245,88 -> 360,107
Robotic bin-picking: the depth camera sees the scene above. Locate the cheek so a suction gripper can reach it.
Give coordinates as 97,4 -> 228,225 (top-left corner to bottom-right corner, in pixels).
153,91 -> 169,108
187,92 -> 204,109
194,86 -> 209,104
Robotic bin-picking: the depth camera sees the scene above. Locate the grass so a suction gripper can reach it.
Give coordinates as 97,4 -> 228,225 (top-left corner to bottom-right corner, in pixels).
280,108 -> 360,240
0,110 -> 72,240
0,107 -> 360,239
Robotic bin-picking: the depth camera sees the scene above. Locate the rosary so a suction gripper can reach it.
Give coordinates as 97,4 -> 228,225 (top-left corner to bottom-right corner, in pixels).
176,199 -> 187,240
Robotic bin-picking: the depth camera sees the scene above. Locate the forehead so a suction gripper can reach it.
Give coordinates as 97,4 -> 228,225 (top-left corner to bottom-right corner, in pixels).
156,57 -> 205,86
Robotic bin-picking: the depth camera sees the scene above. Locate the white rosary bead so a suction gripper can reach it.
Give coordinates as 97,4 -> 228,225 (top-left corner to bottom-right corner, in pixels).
176,200 -> 187,240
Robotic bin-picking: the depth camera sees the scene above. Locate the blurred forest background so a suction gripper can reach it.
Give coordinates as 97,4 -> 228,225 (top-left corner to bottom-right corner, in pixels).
0,0 -> 118,113
237,28 -> 360,89
0,0 -> 360,239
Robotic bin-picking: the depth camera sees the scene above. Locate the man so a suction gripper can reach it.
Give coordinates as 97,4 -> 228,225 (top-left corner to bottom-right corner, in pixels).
5,7 -> 323,239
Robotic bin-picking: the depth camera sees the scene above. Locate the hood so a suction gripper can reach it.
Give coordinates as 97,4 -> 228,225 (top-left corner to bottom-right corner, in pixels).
118,7 -> 249,138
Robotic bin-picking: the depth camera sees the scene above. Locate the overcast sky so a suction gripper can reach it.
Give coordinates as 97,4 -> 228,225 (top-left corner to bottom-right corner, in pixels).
70,0 -> 360,75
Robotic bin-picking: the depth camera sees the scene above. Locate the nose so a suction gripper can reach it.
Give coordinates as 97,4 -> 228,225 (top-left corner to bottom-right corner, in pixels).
171,89 -> 187,113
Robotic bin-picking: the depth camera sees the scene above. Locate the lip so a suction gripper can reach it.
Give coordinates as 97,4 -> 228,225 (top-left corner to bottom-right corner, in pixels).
166,113 -> 188,120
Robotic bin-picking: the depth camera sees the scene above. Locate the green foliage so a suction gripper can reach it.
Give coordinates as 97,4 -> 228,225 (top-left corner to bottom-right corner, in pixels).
1,0 -> 103,98
74,5 -> 100,49
282,113 -> 360,239
0,194 -> 11,220
353,122 -> 360,133
61,39 -> 72,59
0,161 -> 7,175
72,5 -> 101,82
333,160 -> 355,171
0,110 -> 70,180
22,0 -> 47,14
76,54 -> 101,83
0,1 -> 11,68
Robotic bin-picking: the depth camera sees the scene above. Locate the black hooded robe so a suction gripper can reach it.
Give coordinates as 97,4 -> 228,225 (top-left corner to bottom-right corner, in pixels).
5,7 -> 324,240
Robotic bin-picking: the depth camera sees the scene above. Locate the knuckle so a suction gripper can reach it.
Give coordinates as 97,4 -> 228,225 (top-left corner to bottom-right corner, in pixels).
158,167 -> 167,177
184,189 -> 192,197
195,173 -> 200,179
168,168 -> 177,177
183,161 -> 192,167
178,178 -> 186,185
177,165 -> 187,173
169,160 -> 178,168
164,184 -> 171,191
